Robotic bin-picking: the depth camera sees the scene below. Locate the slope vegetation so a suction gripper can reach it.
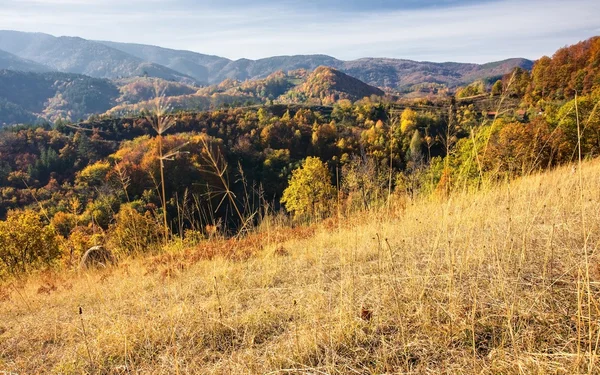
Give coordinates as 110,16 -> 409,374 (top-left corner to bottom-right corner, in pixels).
1,159 -> 599,373
0,70 -> 119,124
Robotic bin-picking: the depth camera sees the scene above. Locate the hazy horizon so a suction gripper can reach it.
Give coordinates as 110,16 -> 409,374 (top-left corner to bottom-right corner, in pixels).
1,0 -> 599,63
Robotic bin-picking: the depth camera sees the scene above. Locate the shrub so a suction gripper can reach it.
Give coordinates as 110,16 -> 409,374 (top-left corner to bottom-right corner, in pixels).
0,210 -> 60,275
108,204 -> 162,255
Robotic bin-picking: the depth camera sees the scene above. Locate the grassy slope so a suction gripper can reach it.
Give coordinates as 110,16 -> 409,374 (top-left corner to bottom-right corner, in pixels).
2,160 -> 600,374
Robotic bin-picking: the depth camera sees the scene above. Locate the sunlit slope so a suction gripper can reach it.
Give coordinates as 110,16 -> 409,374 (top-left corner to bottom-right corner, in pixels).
1,159 -> 600,374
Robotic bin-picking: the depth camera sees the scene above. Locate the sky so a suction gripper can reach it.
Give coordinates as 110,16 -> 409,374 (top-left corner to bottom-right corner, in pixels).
0,0 -> 599,63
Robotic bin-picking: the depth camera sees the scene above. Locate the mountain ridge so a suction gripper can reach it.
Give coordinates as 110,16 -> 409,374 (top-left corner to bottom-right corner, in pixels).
0,31 -> 531,90
0,48 -> 50,73
99,37 -> 533,88
0,30 -> 198,84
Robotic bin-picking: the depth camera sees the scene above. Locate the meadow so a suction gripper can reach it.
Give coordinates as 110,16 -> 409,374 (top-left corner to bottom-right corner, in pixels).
1,158 -> 599,374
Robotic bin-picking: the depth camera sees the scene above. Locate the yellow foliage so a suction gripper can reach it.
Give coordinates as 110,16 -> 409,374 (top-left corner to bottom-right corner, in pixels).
76,160 -> 111,187
0,210 -> 59,275
281,157 -> 335,220
400,108 -> 417,133
108,205 -> 162,255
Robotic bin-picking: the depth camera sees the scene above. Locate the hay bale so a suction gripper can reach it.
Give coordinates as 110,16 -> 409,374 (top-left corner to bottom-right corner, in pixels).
80,245 -> 116,269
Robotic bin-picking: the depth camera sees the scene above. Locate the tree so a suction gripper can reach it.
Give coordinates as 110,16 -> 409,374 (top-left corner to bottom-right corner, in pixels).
456,80 -> 485,98
0,210 -> 60,275
409,130 -> 424,163
281,157 -> 335,220
400,108 -> 417,133
491,80 -> 503,96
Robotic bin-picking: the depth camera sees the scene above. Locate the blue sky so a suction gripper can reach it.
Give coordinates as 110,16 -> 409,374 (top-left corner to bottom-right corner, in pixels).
1,0 -> 599,63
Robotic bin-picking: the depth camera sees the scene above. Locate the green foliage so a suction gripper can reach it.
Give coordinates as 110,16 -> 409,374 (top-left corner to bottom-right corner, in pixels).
503,67 -> 531,98
491,80 -> 503,96
556,92 -> 600,157
342,155 -> 388,211
281,157 -> 335,220
456,80 -> 485,98
0,209 -> 59,275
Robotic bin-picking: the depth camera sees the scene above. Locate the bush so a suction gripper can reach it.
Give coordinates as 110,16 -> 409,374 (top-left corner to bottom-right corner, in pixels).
108,204 -> 162,255
0,210 -> 60,275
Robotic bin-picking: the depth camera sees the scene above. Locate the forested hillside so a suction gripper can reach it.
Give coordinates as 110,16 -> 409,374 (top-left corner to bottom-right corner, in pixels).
0,36 -> 598,280
0,70 -> 119,124
527,36 -> 600,102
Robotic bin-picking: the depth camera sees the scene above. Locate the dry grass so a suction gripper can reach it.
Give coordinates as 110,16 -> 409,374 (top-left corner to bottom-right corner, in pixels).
2,160 -> 600,374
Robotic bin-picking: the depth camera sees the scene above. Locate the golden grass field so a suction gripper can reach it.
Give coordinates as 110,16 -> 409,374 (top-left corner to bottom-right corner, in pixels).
2,159 -> 600,374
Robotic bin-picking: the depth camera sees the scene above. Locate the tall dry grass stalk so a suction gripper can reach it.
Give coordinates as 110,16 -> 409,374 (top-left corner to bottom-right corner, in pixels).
147,82 -> 181,244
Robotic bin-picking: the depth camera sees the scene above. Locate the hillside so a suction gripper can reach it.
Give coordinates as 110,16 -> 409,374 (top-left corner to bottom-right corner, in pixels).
0,49 -> 49,72
115,77 -> 198,104
0,31 -> 197,84
0,72 -> 205,124
105,68 -> 386,116
292,66 -> 385,104
99,40 -> 231,84
0,70 -> 120,124
2,158 -> 599,373
342,57 -> 533,90
527,36 -> 600,102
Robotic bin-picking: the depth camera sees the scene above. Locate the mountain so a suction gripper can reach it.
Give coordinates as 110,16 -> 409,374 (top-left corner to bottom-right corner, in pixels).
292,66 -> 384,104
1,30 -> 532,91
105,67 -> 386,116
0,31 -> 197,84
0,69 -> 120,124
99,41 -> 230,84
98,38 -> 531,89
213,55 -> 344,84
0,49 -> 50,72
342,58 -> 534,90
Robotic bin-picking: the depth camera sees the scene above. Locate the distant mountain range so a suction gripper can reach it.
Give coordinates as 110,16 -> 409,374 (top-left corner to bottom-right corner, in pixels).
0,30 -> 532,90
0,31 -> 196,84
0,29 -> 539,125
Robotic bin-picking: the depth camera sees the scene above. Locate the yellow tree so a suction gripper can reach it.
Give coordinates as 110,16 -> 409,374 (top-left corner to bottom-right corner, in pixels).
281,157 -> 335,220
0,210 -> 59,275
400,108 -> 417,133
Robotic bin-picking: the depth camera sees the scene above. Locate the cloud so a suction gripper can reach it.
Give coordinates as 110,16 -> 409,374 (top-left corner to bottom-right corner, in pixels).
0,0 -> 598,62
